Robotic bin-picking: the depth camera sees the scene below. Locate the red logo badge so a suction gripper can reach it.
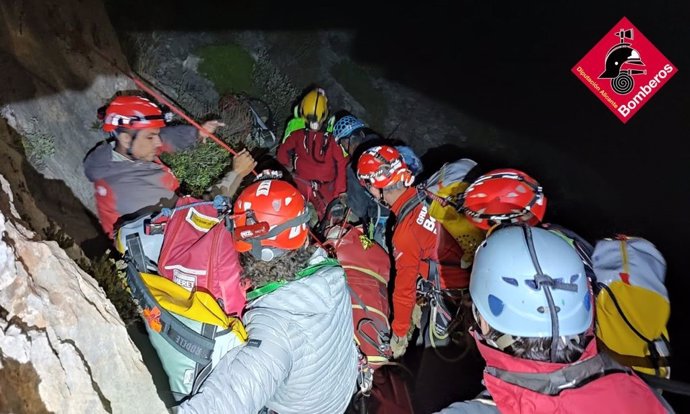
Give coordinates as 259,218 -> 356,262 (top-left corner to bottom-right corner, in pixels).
572,17 -> 677,123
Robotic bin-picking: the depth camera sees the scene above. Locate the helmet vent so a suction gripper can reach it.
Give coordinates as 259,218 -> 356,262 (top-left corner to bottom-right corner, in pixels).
501,277 -> 518,287
570,274 -> 580,283
583,293 -> 591,311
525,279 -> 539,290
488,294 -> 504,316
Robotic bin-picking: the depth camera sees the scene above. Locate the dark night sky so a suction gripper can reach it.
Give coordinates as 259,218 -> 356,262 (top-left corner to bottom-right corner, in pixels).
111,0 -> 690,408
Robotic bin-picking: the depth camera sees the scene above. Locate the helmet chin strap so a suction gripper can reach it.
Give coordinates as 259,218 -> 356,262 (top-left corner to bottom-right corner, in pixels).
522,225 -> 560,362
377,175 -> 412,207
245,206 -> 312,261
403,172 -> 415,187
376,187 -> 389,207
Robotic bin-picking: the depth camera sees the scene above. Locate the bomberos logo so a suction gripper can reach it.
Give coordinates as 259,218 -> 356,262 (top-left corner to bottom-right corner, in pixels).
572,17 -> 677,123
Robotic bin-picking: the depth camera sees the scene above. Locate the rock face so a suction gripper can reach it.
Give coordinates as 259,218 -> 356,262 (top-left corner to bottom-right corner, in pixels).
126,32 -> 220,121
0,174 -> 166,414
0,0 -> 134,214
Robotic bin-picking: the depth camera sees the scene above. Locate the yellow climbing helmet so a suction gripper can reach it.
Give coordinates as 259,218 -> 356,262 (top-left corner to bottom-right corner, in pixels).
299,88 -> 329,130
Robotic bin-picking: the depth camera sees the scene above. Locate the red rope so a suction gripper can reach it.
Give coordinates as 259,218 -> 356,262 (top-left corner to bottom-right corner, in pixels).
91,48 -> 256,174
130,75 -> 240,157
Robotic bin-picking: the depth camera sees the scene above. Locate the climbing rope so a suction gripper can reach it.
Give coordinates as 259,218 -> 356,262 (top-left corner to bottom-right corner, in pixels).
90,48 -> 257,175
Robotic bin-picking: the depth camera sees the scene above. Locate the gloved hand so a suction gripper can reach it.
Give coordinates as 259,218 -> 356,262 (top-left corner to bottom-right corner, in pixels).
390,334 -> 409,359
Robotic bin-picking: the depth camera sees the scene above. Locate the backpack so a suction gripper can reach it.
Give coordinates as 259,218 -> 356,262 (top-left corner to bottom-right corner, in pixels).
325,225 -> 392,368
155,196 -> 245,317
116,196 -> 245,317
591,235 -> 671,378
115,197 -> 248,400
124,240 -> 247,402
398,158 -> 487,266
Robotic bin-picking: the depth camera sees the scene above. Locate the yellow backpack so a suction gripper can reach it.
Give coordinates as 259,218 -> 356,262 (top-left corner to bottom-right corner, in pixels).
592,235 -> 670,378
419,159 -> 487,266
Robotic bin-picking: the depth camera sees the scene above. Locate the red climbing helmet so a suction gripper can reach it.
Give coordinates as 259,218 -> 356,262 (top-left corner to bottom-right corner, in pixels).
101,96 -> 168,133
462,168 -> 547,230
356,145 -> 414,189
233,180 -> 311,261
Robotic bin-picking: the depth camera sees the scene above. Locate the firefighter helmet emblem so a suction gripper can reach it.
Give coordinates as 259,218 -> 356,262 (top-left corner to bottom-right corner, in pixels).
599,29 -> 646,95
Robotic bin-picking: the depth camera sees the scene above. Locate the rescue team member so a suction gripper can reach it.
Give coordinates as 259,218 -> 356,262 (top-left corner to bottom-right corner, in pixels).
277,88 -> 347,220
436,226 -> 673,414
176,179 -> 359,414
84,95 -> 256,237
357,145 -> 469,357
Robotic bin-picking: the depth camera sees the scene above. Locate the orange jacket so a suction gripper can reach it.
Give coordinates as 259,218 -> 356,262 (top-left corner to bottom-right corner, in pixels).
389,187 -> 470,337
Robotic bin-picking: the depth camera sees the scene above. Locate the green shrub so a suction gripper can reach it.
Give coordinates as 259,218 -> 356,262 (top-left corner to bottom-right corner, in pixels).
160,142 -> 232,198
197,44 -> 256,95
21,133 -> 55,169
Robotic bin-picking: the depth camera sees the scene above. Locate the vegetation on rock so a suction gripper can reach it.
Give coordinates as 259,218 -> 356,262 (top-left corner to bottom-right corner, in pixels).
251,48 -> 300,138
21,133 -> 55,170
160,140 -> 232,197
76,250 -> 139,325
197,44 -> 256,95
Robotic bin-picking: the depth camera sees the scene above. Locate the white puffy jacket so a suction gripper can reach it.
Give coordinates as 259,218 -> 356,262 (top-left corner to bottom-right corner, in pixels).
177,249 -> 359,414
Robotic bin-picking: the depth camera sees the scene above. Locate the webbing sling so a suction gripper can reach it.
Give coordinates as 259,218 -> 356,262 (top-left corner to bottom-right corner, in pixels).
394,190 -> 425,225
638,372 -> 690,396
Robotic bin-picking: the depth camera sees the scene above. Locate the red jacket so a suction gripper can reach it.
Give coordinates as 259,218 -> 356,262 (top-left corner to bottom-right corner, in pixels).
277,129 -> 347,194
477,336 -> 670,414
389,187 -> 469,337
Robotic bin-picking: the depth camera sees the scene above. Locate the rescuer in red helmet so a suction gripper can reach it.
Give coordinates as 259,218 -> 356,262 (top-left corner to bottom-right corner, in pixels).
84,94 -> 256,237
357,145 -> 470,358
